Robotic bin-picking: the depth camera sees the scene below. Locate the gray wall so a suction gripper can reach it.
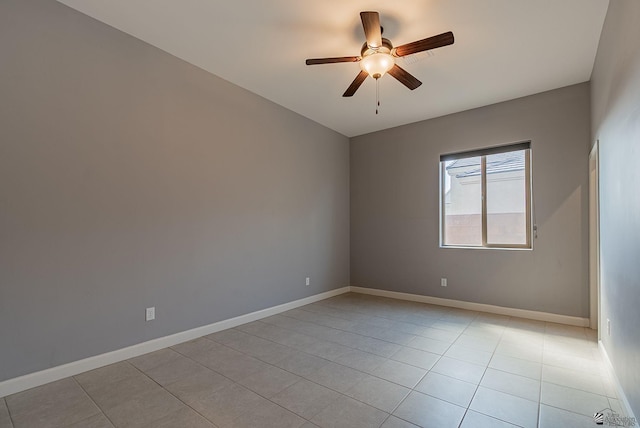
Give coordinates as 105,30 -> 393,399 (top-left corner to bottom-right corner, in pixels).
351,83 -> 591,317
0,0 -> 349,382
591,1 -> 640,417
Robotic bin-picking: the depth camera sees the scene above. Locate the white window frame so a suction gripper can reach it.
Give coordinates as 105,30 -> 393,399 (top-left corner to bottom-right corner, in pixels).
439,141 -> 532,250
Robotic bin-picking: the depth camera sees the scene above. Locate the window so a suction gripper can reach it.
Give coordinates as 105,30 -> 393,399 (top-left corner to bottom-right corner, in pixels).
440,142 -> 532,249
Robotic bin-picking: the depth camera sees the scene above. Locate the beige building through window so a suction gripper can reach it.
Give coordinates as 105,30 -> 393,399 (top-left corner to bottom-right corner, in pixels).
441,143 -> 531,248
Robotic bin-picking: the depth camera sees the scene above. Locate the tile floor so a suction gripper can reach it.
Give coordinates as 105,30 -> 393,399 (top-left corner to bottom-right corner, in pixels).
1,293 -> 626,428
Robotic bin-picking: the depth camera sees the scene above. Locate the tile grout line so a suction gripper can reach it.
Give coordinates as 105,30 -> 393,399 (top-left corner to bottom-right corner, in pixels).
162,346 -> 299,426
265,303 -> 468,366
277,310 -> 441,352
212,318 -> 424,390
168,341 -> 348,426
382,308 -> 488,428
539,324 -> 613,422
126,362 -> 224,427
71,375 -> 118,428
318,297 -> 494,425
456,314 -> 505,428
308,297 -> 460,331
538,328 -> 552,428
3,397 -> 15,428
308,298 -> 471,336
190,309 -> 452,424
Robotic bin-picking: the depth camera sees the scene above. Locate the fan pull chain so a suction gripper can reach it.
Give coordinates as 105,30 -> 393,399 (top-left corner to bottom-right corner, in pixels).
375,77 -> 380,114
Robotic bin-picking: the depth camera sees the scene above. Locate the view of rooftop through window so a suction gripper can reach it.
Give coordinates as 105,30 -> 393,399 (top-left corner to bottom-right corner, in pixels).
441,147 -> 530,248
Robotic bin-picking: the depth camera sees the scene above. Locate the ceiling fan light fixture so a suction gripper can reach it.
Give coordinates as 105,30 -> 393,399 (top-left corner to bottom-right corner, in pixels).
360,52 -> 395,79
305,11 -> 454,97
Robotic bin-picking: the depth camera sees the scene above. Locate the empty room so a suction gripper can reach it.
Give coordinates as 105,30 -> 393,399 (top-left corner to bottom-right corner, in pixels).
1,1 -> 639,427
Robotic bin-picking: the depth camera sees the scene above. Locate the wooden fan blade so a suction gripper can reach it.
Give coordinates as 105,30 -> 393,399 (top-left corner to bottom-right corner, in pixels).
305,56 -> 360,65
360,11 -> 382,49
388,64 -> 422,90
393,31 -> 454,57
343,70 -> 369,97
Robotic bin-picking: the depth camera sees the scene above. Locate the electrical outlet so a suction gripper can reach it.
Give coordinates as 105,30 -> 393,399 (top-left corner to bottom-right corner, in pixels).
607,318 -> 611,336
146,307 -> 155,321
441,278 -> 447,287
305,277 -> 310,286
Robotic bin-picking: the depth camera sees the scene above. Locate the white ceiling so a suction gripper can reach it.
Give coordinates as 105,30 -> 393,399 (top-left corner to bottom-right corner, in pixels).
57,0 -> 609,137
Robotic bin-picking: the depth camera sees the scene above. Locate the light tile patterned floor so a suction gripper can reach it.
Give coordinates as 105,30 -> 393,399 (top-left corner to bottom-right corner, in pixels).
1,293 -> 624,428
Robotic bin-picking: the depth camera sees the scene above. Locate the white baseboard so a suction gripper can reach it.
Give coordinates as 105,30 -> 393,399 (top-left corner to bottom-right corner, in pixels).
0,285 -> 592,398
599,341 -> 637,421
349,286 -> 590,327
0,286 -> 350,398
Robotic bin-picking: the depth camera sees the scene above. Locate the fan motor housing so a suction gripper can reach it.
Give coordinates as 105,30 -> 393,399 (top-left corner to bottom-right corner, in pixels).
361,38 -> 394,57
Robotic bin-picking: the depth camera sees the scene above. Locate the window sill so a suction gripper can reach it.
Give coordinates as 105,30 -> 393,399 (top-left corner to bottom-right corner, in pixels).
439,245 -> 533,251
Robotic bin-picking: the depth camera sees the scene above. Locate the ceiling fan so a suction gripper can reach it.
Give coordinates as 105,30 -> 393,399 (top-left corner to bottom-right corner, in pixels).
306,11 -> 454,97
